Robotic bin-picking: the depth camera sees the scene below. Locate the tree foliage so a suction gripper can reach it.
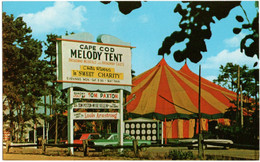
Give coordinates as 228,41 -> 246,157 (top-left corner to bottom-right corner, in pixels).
3,12 -> 49,141
213,62 -> 258,98
103,1 -> 259,64
233,8 -> 259,66
101,1 -> 142,15
159,2 -> 241,63
3,14 -> 67,142
44,33 -> 65,144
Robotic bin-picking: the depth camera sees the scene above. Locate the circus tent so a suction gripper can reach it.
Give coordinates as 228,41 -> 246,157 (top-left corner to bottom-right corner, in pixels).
126,58 -> 237,139
126,58 -> 237,120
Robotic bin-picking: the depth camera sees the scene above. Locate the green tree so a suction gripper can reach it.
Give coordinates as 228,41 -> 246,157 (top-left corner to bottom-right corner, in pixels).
44,33 -> 60,144
213,62 -> 258,98
213,62 -> 259,144
3,12 -> 49,142
44,33 -> 77,143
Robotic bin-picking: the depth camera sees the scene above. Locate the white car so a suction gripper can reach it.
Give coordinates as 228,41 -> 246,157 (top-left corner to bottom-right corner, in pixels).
180,139 -> 233,150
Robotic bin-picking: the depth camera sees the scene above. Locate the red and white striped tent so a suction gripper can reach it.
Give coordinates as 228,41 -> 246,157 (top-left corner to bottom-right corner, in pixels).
126,58 -> 237,138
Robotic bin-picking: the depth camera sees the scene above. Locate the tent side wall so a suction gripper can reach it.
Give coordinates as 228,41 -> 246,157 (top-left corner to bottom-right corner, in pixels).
164,118 -> 230,139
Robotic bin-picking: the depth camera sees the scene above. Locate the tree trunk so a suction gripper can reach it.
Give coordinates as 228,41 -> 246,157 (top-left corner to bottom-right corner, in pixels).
49,95 -> 52,115
55,112 -> 58,144
21,124 -> 24,142
17,106 -> 25,142
33,106 -> 37,143
52,94 -> 58,144
9,105 -> 14,142
43,94 -> 47,140
16,108 -> 21,142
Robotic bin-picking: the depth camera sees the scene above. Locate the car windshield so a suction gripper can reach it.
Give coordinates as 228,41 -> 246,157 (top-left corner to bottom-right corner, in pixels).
103,134 -> 113,139
102,134 -> 133,140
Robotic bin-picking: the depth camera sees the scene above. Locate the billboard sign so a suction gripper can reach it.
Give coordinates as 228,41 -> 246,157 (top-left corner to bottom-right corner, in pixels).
57,39 -> 132,85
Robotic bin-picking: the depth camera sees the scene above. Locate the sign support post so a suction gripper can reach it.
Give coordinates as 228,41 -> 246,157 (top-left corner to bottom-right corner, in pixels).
68,87 -> 74,155
118,89 -> 124,153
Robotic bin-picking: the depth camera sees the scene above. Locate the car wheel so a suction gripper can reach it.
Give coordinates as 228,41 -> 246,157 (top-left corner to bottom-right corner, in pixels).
78,147 -> 83,152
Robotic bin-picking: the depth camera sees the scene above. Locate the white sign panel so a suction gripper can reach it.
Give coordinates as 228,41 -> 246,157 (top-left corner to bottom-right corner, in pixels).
73,102 -> 120,109
59,40 -> 132,85
73,112 -> 119,120
73,91 -> 119,100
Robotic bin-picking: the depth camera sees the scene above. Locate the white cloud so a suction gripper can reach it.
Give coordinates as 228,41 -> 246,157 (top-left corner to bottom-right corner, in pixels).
224,33 -> 246,48
204,75 -> 217,82
111,11 -> 122,22
202,48 -> 258,70
19,1 -> 87,34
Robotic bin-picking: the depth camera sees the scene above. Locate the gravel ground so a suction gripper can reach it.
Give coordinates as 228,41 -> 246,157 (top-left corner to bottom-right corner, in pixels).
2,147 -> 170,160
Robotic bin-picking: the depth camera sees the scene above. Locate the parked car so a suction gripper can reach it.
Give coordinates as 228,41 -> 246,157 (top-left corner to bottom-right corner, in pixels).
62,133 -> 101,151
88,133 -> 151,151
74,133 -> 101,145
180,138 -> 233,150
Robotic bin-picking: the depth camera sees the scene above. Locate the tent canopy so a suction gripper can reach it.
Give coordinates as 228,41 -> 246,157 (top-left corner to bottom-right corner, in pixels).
126,58 -> 236,120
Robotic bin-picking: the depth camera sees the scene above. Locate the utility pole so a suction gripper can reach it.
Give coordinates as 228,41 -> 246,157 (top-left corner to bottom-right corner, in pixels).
118,89 -> 124,153
237,66 -> 240,126
198,65 -> 204,157
240,85 -> 243,128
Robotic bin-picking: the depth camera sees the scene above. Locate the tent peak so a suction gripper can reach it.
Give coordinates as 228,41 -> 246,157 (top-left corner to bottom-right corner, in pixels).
157,58 -> 167,66
180,62 -> 192,73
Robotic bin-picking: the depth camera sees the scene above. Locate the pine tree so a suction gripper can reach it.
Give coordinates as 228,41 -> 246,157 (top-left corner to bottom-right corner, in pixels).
44,34 -> 63,144
3,12 -> 49,142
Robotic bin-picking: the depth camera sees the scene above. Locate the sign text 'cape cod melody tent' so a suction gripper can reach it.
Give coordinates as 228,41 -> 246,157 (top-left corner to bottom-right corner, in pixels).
56,32 -> 134,154
56,32 -> 134,92
126,58 -> 237,120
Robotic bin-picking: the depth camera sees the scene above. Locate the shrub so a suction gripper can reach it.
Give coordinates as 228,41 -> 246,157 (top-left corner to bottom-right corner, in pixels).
168,150 -> 195,160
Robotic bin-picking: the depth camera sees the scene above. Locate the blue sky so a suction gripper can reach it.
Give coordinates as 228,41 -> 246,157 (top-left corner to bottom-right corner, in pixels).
2,1 -> 259,81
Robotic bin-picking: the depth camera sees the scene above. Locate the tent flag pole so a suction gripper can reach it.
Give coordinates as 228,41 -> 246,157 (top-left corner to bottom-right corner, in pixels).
198,65 -> 204,157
